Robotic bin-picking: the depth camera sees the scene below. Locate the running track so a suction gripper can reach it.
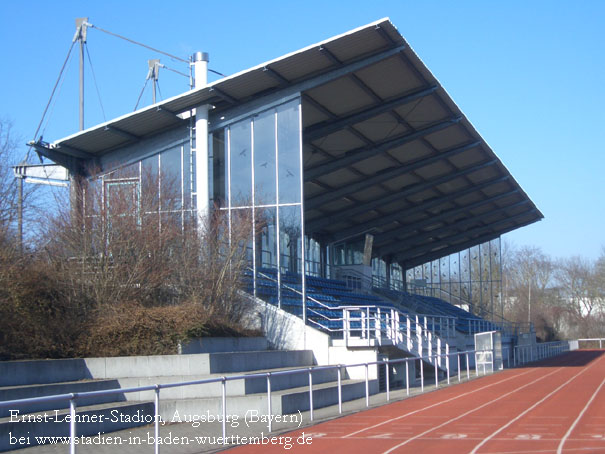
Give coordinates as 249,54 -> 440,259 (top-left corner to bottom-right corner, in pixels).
228,350 -> 605,454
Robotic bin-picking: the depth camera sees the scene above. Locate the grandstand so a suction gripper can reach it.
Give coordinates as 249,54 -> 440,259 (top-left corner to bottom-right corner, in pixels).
29,17 -> 542,388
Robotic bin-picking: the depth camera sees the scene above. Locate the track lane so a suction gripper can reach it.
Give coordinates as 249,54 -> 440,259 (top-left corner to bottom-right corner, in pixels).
227,353 -> 579,453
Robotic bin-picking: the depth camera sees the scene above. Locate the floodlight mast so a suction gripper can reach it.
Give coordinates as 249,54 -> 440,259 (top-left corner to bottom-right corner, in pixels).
70,18 -> 88,227
147,59 -> 161,104
74,18 -> 88,131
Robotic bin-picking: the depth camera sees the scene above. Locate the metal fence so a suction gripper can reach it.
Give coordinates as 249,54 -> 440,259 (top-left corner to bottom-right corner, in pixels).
0,349 -> 492,454
513,341 -> 571,366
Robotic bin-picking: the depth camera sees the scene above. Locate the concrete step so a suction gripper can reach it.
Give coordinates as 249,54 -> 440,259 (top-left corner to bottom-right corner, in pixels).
0,379 -> 124,418
206,350 -> 314,374
159,378 -> 379,420
116,365 -> 345,400
0,350 -> 315,387
0,401 -> 154,452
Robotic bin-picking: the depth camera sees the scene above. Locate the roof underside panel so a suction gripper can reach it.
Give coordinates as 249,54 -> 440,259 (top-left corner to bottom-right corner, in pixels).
299,22 -> 543,266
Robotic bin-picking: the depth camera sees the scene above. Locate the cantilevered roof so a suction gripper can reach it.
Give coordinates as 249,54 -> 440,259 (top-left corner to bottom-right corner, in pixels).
40,18 -> 542,267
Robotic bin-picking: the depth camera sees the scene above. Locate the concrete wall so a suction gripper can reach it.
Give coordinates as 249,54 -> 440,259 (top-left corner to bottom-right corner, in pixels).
180,337 -> 267,354
245,296 -> 331,365
327,346 -> 378,380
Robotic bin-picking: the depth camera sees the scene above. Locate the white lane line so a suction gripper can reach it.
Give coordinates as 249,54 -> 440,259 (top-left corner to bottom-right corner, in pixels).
380,367 -> 563,454
470,353 -> 605,454
557,375 -> 605,454
342,368 -> 535,438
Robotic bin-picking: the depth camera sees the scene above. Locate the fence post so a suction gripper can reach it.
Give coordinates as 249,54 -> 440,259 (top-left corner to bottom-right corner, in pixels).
406,360 -> 410,396
154,386 -> 161,454
266,373 -> 272,432
457,352 -> 461,383
466,352 -> 470,380
446,345 -> 450,385
365,363 -> 370,407
69,395 -> 76,454
337,366 -> 342,414
308,368 -> 314,421
221,377 -> 227,444
434,355 -> 439,388
420,358 -> 424,392
385,360 -> 390,402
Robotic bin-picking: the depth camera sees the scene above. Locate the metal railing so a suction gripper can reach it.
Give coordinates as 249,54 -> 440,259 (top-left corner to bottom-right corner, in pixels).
0,348 -> 493,454
254,270 -> 454,363
513,341 -> 570,366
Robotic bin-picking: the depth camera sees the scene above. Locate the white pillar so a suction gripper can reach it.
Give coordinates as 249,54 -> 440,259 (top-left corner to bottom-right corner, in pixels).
193,52 -> 210,227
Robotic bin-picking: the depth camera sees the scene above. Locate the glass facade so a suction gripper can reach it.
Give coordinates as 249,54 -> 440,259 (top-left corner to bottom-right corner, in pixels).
84,138 -> 195,238
211,97 -> 305,314
405,237 -> 503,319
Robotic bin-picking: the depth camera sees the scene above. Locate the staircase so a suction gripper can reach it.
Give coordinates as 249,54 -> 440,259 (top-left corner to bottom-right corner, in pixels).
248,269 -> 451,375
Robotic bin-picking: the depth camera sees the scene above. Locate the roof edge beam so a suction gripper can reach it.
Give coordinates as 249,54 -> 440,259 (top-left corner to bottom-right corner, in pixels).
307,165 -> 502,232
304,85 -> 438,143
305,116 -> 462,181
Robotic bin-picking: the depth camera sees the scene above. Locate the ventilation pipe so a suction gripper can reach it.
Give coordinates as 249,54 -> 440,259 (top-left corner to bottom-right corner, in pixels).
193,52 -> 210,227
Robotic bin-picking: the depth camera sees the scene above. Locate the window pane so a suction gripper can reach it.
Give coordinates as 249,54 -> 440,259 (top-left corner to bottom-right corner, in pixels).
279,205 -> 302,314
253,111 -> 276,205
183,143 -> 192,210
211,130 -> 226,206
229,120 -> 252,207
160,146 -> 182,210
256,207 -> 277,270
279,205 -> 302,275
141,154 -> 159,213
277,100 -> 301,204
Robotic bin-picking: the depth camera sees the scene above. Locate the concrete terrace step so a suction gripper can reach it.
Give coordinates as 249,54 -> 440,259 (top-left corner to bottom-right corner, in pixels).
116,365 -> 346,400
0,350 -> 315,387
0,379 -> 124,418
159,377 -> 379,420
0,401 -> 154,452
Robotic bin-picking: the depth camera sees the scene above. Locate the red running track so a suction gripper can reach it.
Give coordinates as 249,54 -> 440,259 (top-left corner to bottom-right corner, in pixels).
228,350 -> 605,454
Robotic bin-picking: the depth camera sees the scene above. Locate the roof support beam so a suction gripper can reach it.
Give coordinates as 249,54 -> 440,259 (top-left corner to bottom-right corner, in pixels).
156,106 -> 182,120
305,116 -> 462,181
371,177 -> 513,247
332,189 -> 519,243
307,166 -> 503,232
397,217 -> 540,267
104,125 -> 140,142
306,141 -> 482,210
375,200 -> 531,257
27,141 -> 97,175
209,87 -> 239,104
304,85 -> 438,143
210,44 -> 406,132
263,66 -> 290,86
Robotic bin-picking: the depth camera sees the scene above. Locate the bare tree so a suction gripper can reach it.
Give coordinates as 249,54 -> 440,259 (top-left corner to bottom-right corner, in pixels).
0,118 -> 43,246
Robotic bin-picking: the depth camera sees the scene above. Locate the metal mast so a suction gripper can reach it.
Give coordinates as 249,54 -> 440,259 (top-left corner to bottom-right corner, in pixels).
70,18 -> 88,226
74,18 -> 88,131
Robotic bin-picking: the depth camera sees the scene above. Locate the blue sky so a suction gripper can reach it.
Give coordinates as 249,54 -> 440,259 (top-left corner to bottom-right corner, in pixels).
1,1 -> 604,260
